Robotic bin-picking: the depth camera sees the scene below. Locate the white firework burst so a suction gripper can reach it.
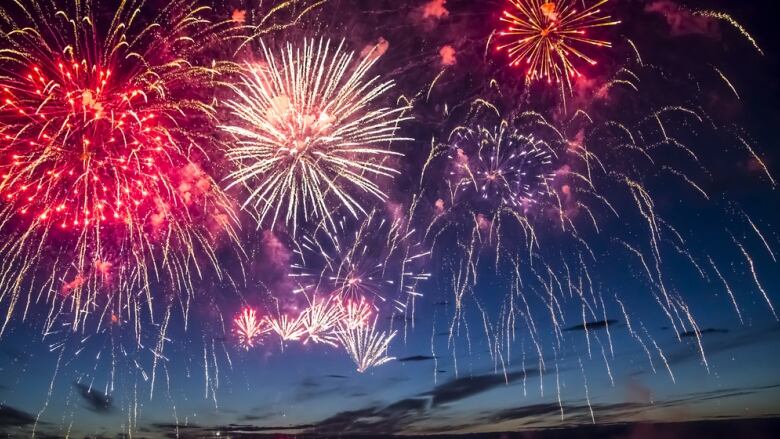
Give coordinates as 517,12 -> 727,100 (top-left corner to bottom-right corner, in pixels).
221,38 -> 411,233
336,315 -> 397,373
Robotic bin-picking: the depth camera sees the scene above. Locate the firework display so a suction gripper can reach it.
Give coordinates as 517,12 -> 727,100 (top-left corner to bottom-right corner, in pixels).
497,0 -> 620,83
232,292 -> 389,371
0,0 -> 239,334
0,0 -> 776,436
448,122 -> 556,214
221,38 -> 411,234
234,307 -> 269,349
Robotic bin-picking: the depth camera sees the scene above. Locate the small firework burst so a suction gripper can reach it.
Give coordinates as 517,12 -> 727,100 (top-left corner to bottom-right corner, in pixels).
267,312 -> 308,342
340,296 -> 374,330
234,307 -> 270,349
449,122 -> 556,213
336,315 -> 397,373
300,294 -> 343,346
497,0 -> 620,83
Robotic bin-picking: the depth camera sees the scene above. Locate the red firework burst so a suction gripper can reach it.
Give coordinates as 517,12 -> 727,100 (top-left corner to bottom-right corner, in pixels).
1,62 -> 171,228
0,0 -> 239,332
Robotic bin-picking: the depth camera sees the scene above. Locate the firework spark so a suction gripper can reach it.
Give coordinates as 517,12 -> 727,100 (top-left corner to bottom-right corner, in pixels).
234,307 -> 269,349
0,0 -> 239,334
300,294 -> 342,346
268,312 -> 308,342
497,0 -> 620,83
291,210 -> 430,313
337,315 -> 397,373
340,296 -> 374,330
231,293 -> 395,372
449,122 -> 556,213
221,38 -> 411,234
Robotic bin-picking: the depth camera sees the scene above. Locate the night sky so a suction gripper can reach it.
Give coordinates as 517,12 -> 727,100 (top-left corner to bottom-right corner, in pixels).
1,0 -> 779,437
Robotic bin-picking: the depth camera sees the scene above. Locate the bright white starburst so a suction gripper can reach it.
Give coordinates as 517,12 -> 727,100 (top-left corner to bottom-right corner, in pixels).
221,38 -> 411,234
336,315 -> 397,373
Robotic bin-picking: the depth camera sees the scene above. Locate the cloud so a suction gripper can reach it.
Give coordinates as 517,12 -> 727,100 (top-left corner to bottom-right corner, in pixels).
665,325 -> 779,367
439,45 -> 457,66
564,319 -> 619,332
311,407 -> 378,433
73,382 -> 113,414
679,328 -> 729,338
0,405 -> 35,427
421,0 -> 448,20
384,398 -> 429,412
482,402 -> 570,423
143,376 -> 780,437
360,37 -> 389,60
424,370 -> 536,406
644,0 -> 718,37
149,422 -> 313,437
311,397 -> 430,434
397,355 -> 437,362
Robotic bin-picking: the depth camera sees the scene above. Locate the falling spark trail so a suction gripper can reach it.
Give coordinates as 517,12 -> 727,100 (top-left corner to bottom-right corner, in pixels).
735,240 -> 778,320
694,10 -> 764,55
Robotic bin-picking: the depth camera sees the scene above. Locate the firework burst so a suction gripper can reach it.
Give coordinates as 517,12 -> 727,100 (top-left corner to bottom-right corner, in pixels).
268,312 -> 307,342
340,296 -> 374,330
336,314 -> 397,373
449,122 -> 556,213
221,38 -> 411,234
0,0 -> 239,333
497,0 -> 620,83
234,307 -> 269,349
300,294 -> 342,346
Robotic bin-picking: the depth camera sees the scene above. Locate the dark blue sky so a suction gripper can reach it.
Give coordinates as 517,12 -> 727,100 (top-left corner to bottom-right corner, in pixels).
1,0 -> 779,437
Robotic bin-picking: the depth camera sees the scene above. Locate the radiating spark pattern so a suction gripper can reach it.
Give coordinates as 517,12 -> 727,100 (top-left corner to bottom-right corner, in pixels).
341,297 -> 374,330
300,294 -> 342,346
221,38 -> 411,234
449,122 -> 556,213
267,312 -> 307,342
0,0 -> 238,334
234,307 -> 269,349
424,51 -> 779,409
336,315 -> 397,373
0,0 -> 776,433
231,294 -> 393,372
497,0 -> 620,83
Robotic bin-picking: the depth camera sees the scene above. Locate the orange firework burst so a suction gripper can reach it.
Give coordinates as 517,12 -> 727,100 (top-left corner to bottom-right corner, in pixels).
234,307 -> 270,349
497,0 -> 619,83
0,0 -> 239,333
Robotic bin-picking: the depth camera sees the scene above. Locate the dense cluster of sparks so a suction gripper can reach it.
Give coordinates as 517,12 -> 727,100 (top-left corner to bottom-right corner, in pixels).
497,0 -> 620,83
221,38 -> 411,234
448,122 -> 556,213
233,295 -> 395,372
0,0 -> 238,333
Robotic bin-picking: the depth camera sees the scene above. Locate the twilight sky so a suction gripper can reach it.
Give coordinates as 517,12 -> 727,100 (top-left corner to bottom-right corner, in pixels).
0,0 -> 779,437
